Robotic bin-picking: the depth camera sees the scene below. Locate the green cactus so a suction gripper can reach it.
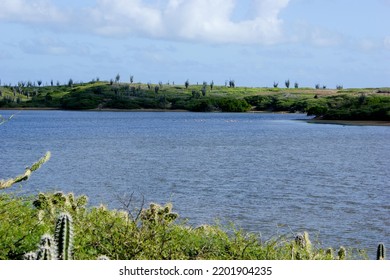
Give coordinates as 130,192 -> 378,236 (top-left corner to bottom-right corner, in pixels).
295,232 -> 312,251
325,248 -> 334,259
377,243 -> 385,260
39,234 -> 55,249
338,246 -> 346,260
36,245 -> 56,260
23,252 -> 37,260
54,212 -> 73,260
140,203 -> 178,226
36,234 -> 56,260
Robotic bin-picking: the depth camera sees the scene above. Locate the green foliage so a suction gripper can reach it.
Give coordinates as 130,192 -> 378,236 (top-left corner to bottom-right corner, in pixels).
2,82 -> 389,119
0,194 -> 49,259
0,192 -> 372,260
322,95 -> 390,121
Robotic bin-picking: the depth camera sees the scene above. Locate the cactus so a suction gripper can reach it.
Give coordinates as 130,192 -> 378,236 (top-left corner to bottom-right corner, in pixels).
325,248 -> 334,259
295,232 -> 311,251
36,246 -> 56,260
0,151 -> 50,190
377,243 -> 385,260
35,234 -> 56,260
140,203 -> 178,226
97,255 -> 110,260
25,214 -> 74,260
23,252 -> 37,260
54,212 -> 73,260
338,246 -> 346,260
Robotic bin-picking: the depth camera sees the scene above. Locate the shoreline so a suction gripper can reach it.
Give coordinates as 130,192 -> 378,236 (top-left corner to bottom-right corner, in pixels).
1,107 -> 389,126
305,119 -> 390,126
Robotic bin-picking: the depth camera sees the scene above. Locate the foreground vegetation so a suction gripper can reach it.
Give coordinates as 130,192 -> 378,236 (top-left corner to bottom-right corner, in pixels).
0,191 -> 373,260
1,80 -> 390,121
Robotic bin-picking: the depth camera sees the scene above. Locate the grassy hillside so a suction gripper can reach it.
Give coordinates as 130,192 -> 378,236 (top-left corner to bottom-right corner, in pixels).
1,81 -> 390,120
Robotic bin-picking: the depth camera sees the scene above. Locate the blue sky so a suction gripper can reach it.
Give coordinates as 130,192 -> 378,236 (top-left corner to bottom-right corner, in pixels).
0,0 -> 389,88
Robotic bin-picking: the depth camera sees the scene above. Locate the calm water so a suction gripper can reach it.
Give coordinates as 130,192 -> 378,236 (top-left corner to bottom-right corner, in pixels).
1,110 -> 389,258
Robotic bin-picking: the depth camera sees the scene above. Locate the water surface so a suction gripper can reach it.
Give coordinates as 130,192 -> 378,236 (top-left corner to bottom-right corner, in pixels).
1,110 -> 389,258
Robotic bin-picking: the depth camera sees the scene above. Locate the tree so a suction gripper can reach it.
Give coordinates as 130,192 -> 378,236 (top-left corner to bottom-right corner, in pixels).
130,75 -> 134,84
285,79 -> 290,89
185,79 -> 189,89
210,80 -> 214,91
68,79 -> 74,87
273,82 -> 279,88
37,80 -> 42,87
115,74 -> 120,83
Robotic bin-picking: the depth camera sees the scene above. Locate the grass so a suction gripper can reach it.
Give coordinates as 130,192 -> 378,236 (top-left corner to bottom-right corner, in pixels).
0,191 -> 368,260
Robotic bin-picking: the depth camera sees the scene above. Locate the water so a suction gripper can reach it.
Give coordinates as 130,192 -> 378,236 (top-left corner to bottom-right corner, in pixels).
1,110 -> 389,258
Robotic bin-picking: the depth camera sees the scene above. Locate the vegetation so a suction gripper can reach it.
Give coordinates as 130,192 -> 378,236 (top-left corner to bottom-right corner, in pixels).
0,191 -> 373,260
0,79 -> 389,120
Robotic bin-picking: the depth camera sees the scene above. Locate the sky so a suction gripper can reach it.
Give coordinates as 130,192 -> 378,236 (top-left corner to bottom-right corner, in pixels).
0,0 -> 389,88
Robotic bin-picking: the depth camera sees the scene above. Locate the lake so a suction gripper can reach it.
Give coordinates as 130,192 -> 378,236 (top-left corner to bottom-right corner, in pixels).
1,110 -> 389,259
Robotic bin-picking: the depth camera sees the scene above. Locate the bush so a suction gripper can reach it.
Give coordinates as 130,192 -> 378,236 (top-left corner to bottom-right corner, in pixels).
0,192 -> 369,260
0,194 -> 48,259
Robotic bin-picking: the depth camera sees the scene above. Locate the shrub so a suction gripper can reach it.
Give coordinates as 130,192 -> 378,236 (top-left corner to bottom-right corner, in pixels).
0,194 -> 48,259
0,192 -> 371,260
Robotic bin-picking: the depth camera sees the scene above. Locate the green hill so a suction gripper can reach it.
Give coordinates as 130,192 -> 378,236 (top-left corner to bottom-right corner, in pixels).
1,81 -> 390,121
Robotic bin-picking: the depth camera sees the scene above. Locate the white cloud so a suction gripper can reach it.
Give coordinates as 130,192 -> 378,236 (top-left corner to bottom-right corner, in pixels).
0,0 -> 67,23
0,0 -> 290,45
88,0 -> 164,37
159,0 -> 290,44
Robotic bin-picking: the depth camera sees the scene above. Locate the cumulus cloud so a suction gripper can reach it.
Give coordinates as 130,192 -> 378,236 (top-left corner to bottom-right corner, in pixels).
0,0 -> 67,23
159,0 -> 290,44
88,0 -> 164,37
0,0 -> 290,45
